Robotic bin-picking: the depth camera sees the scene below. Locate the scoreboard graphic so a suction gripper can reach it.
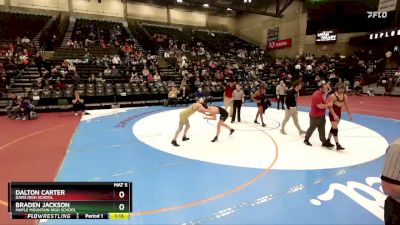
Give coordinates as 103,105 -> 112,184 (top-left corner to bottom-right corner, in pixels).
8,182 -> 132,220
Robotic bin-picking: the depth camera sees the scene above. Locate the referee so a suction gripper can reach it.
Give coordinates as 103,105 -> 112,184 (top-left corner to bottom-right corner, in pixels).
381,138 -> 400,225
231,84 -> 245,123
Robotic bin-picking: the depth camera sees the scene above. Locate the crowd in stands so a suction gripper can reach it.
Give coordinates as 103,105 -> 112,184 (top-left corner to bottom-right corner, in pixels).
3,14 -> 400,120
67,19 -> 129,50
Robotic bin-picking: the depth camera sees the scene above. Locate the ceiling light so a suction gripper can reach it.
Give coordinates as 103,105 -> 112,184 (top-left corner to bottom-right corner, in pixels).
227,8 -> 232,11
203,3 -> 209,7
177,0 -> 183,3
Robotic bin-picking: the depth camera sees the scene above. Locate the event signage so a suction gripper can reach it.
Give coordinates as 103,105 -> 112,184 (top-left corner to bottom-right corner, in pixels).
316,30 -> 337,43
266,39 -> 292,50
378,0 -> 397,12
267,26 -> 279,42
369,28 -> 400,40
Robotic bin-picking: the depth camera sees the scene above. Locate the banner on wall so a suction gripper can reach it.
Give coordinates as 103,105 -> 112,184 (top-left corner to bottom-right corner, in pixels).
267,26 -> 279,42
378,0 -> 398,12
266,39 -> 292,50
316,30 -> 337,43
369,28 -> 400,40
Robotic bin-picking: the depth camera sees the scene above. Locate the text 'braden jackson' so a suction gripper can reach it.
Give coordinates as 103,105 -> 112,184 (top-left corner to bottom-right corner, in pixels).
15,202 -> 70,208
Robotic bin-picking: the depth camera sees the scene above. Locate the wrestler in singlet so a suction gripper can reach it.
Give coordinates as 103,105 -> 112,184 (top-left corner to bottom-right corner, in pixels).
202,105 -> 234,142
216,106 -> 229,122
172,98 -> 207,147
328,93 -> 345,122
252,85 -> 268,127
327,83 -> 352,151
179,104 -> 197,125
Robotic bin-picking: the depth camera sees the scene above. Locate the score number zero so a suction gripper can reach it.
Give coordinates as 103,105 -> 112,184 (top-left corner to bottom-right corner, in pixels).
114,182 -> 129,211
118,191 -> 125,210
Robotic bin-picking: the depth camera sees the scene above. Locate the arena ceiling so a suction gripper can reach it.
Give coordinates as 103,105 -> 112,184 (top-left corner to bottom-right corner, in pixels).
124,0 -> 295,17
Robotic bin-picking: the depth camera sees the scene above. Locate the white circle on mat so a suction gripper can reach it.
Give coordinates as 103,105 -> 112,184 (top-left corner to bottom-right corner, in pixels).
132,107 -> 388,170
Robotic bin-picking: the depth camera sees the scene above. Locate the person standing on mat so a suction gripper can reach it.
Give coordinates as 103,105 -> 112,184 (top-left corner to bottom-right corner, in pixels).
280,80 -> 306,135
304,81 -> 334,148
326,83 -> 352,150
276,80 -> 287,110
231,84 -> 245,123
252,84 -> 268,127
223,81 -> 235,116
381,138 -> 400,225
202,105 -> 235,142
171,98 -> 208,147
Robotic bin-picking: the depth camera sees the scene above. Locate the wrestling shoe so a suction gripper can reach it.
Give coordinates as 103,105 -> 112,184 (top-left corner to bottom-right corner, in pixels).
182,137 -> 190,141
171,140 -> 179,147
336,144 -> 345,151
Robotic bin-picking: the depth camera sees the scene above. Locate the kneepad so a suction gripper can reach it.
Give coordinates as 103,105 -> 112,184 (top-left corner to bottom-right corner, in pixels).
330,128 -> 338,136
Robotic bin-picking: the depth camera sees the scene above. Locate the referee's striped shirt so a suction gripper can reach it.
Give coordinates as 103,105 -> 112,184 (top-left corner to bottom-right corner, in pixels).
381,140 -> 400,203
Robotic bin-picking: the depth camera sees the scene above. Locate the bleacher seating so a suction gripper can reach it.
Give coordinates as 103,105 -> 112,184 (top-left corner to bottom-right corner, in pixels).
2,15 -> 400,114
0,12 -> 50,42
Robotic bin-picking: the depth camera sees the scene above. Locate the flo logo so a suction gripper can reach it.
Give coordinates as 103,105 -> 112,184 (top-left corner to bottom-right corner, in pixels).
367,11 -> 388,18
310,177 -> 385,221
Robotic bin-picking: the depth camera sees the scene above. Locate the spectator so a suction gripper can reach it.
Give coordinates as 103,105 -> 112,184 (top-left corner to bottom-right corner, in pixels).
21,36 -> 30,44
31,78 -> 44,90
195,87 -> 204,98
180,76 -> 188,89
129,72 -> 137,83
14,96 -> 29,120
34,52 -> 43,76
180,86 -> 190,104
104,66 -> 112,76
168,86 -> 179,107
72,72 -> 81,84
147,73 -> 154,82
142,67 -> 150,77
96,73 -> 105,83
6,93 -> 18,119
112,55 -> 121,64
68,63 -> 76,72
102,55 -> 110,64
66,40 -> 74,48
111,66 -> 120,76
72,90 -> 85,116
153,72 -> 161,82
54,79 -> 65,91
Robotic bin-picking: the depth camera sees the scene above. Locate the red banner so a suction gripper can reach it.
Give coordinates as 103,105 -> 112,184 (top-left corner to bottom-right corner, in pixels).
266,39 -> 292,50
